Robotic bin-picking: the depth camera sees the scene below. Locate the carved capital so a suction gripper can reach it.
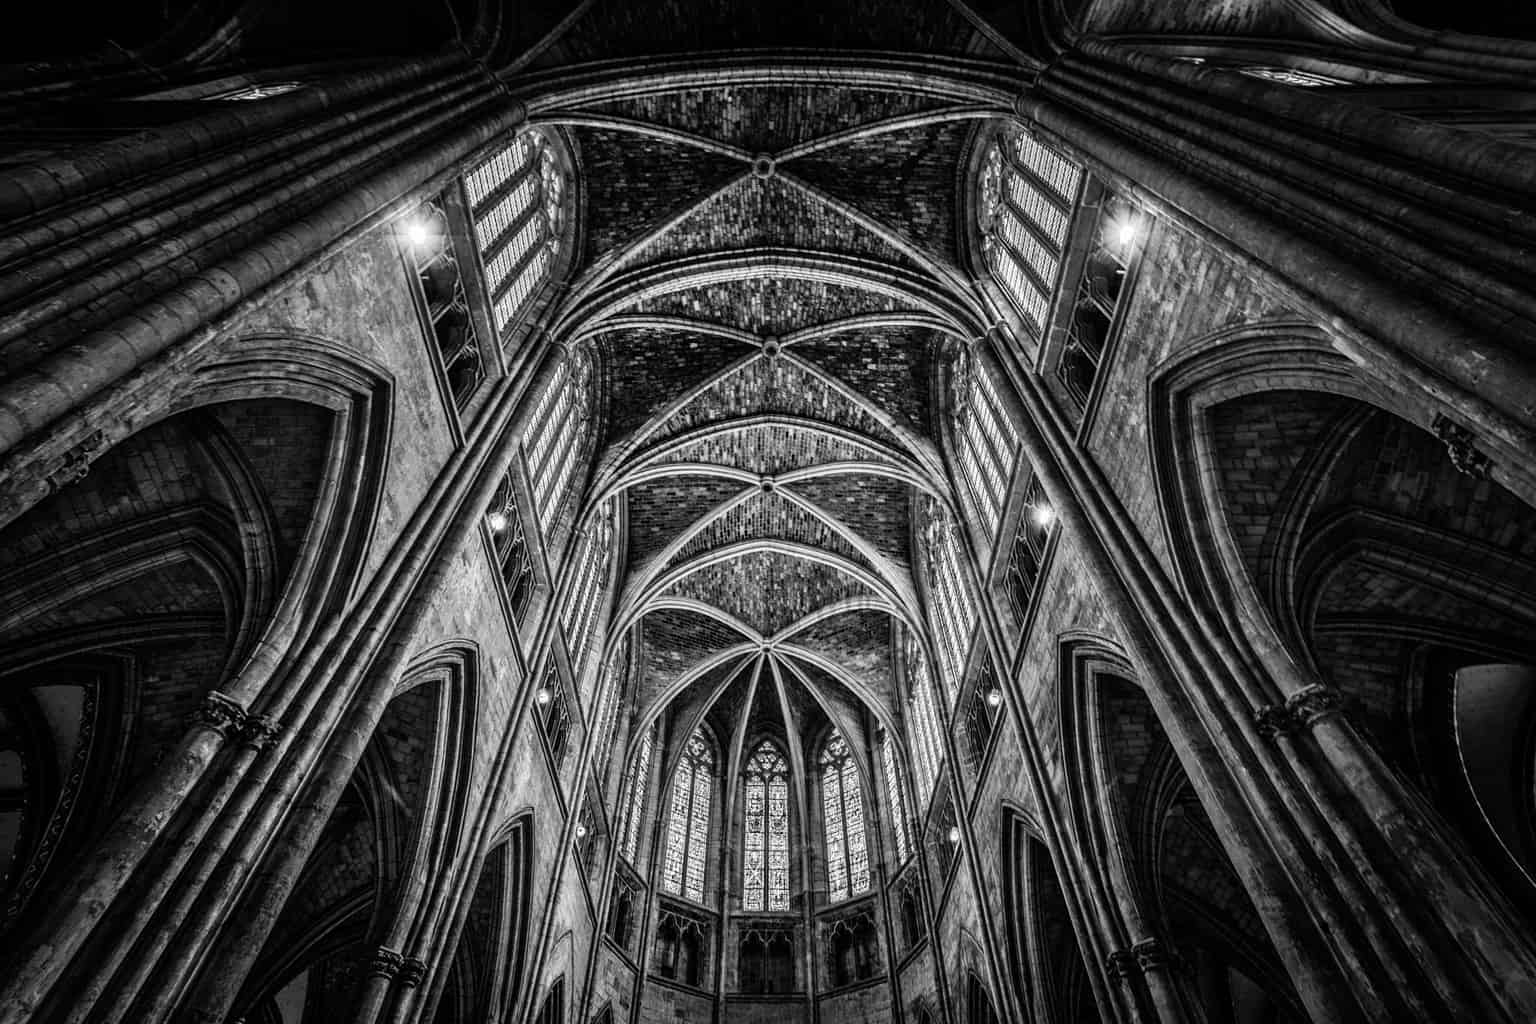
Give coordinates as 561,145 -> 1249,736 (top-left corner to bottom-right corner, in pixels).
192,692 -> 247,738
1106,949 -> 1138,979
1132,938 -> 1170,973
1255,685 -> 1346,739
1432,415 -> 1492,479
240,714 -> 280,750
367,946 -> 405,979
45,430 -> 106,494
398,956 -> 428,988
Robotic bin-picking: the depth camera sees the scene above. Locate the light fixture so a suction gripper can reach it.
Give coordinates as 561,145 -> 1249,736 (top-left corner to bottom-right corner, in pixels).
404,214 -> 436,250
1030,502 -> 1055,529
575,823 -> 588,839
1110,213 -> 1140,249
487,509 -> 510,533
985,687 -> 1004,709
535,686 -> 552,706
946,825 -> 962,845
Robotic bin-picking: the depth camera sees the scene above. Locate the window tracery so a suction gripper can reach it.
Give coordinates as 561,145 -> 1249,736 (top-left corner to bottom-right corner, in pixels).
1005,475 -> 1055,624
902,629 -> 946,810
977,127 -> 1083,337
663,731 -> 714,903
952,349 -> 1019,543
524,349 -> 593,535
879,728 -> 912,864
820,732 -> 871,903
486,478 -> 535,624
559,500 -> 616,683
406,197 -> 482,410
920,501 -> 977,704
1058,191 -> 1138,410
742,741 -> 790,912
618,721 -> 654,864
464,130 -> 568,337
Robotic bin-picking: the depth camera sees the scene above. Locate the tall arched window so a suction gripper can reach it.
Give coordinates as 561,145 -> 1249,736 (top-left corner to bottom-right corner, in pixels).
920,500 -> 977,705
524,349 -> 593,535
559,498 -> 616,683
464,129 -> 568,337
618,721 -> 654,863
742,741 -> 790,912
820,732 -> 871,902
663,731 -> 714,903
879,728 -> 912,863
952,348 -> 1019,543
902,628 -> 945,809
978,125 -> 1082,338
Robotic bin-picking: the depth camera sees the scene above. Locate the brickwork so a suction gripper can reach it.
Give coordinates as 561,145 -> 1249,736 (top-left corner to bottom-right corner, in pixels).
793,328 -> 939,438
667,550 -> 873,637
791,475 -> 912,566
601,330 -> 749,446
660,425 -> 881,476
671,490 -> 866,571
627,477 -> 746,569
634,278 -> 906,337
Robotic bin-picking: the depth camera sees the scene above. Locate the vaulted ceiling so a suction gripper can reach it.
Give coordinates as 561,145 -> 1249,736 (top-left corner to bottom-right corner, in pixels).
517,26 -> 1014,766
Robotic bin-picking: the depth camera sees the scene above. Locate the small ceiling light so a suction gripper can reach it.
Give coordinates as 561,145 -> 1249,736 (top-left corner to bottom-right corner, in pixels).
405,215 -> 435,249
575,823 -> 588,839
487,509 -> 510,533
1030,502 -> 1055,529
1110,213 -> 1140,249
946,825 -> 962,845
985,687 -> 1004,709
535,686 -> 552,707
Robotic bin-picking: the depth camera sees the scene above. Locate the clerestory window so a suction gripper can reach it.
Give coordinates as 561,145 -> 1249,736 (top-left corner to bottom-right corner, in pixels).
951,347 -> 1020,544
742,741 -> 791,912
902,627 -> 946,811
464,130 -> 568,339
618,721 -> 654,864
523,349 -> 594,537
662,731 -> 714,903
559,499 -> 616,684
879,728 -> 913,864
819,732 -> 871,903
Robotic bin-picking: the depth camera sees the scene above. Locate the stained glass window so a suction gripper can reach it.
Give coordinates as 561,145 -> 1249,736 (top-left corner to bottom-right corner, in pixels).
978,126 -> 1082,339
921,500 -> 978,706
619,721 -> 654,863
524,349 -> 593,535
903,628 -> 945,809
953,349 -> 1020,544
559,499 -> 616,684
662,732 -> 713,903
743,742 -> 790,912
820,732 -> 871,903
464,129 -> 567,337
880,729 -> 912,863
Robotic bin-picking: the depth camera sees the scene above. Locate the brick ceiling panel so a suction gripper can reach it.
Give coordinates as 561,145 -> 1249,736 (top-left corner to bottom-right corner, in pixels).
666,549 -> 874,637
778,656 -> 866,745
790,326 -> 940,436
782,122 -> 972,268
655,654 -> 752,738
581,86 -> 960,156
658,423 -> 885,476
600,330 -> 753,445
573,128 -> 745,268
640,608 -> 753,696
626,476 -> 747,569
2,560 -> 225,644
647,355 -> 897,446
632,276 -> 909,336
552,0 -> 975,61
788,474 -> 912,565
669,490 -> 867,569
633,176 -> 914,268
782,608 -> 892,699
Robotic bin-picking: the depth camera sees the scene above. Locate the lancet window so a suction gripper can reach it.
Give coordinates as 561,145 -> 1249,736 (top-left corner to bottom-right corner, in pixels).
742,742 -> 791,912
406,197 -> 482,410
464,129 -> 567,336
902,629 -> 945,810
536,664 -> 571,766
952,349 -> 1020,543
962,659 -> 1003,772
820,732 -> 871,903
879,728 -> 912,863
590,650 -> 628,782
663,731 -> 714,903
978,126 -> 1083,337
1005,475 -> 1055,624
920,501 -> 978,704
559,499 -> 616,683
1058,191 -> 1139,410
523,349 -> 593,535
486,478 -> 535,624
618,721 -> 654,864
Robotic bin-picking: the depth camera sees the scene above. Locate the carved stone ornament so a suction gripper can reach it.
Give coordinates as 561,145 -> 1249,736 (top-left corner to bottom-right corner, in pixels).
1432,415 -> 1492,479
398,956 -> 428,988
45,430 -> 106,494
240,714 -> 281,750
1255,684 -> 1346,739
367,947 -> 405,979
1106,949 -> 1139,978
192,691 -> 248,737
1132,938 -> 1170,973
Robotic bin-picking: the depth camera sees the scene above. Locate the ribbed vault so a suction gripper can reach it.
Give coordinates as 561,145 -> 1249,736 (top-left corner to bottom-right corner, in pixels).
543,71 -> 997,750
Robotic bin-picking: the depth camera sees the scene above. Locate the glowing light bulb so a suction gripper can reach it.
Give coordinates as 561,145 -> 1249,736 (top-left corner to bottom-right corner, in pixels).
575,823 -> 588,839
947,826 -> 962,845
985,688 -> 1003,709
487,509 -> 510,533
535,687 -> 552,706
1112,215 -> 1140,249
405,216 -> 434,249
1031,503 -> 1054,529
